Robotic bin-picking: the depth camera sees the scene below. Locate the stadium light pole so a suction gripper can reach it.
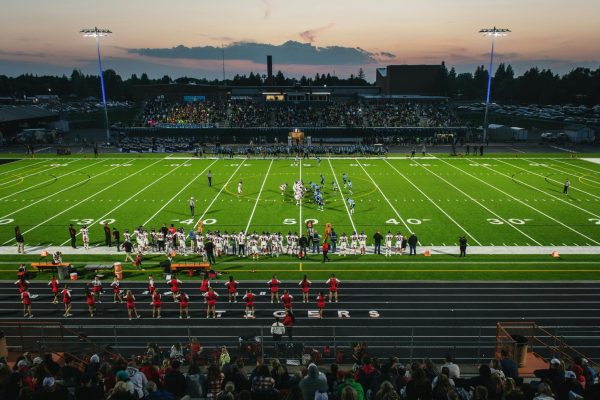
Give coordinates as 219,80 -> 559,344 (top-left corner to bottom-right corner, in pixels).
479,27 -> 510,144
81,27 -> 112,144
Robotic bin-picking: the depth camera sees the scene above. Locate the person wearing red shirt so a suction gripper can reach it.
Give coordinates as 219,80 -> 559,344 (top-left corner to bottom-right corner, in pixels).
268,275 -> 281,304
299,275 -> 311,303
169,274 -> 182,302
85,286 -> 95,317
21,286 -> 33,318
243,289 -> 255,319
126,290 -> 141,320
148,274 -> 155,295
322,241 -> 330,263
91,276 -> 102,303
14,277 -> 29,293
280,289 -> 293,311
111,277 -> 124,303
283,309 -> 295,341
200,273 -> 210,302
151,288 -> 162,318
49,276 -> 60,304
226,276 -> 239,303
62,285 -> 72,317
317,291 -> 326,319
178,290 -> 190,319
326,273 -> 340,303
204,287 -> 218,318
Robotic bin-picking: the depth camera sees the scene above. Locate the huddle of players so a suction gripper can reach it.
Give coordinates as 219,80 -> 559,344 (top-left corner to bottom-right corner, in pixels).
28,273 -> 341,320
282,173 -> 355,214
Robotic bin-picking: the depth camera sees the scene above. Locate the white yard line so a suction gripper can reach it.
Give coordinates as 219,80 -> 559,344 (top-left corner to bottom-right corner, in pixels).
299,158 -> 303,234
546,160 -> 600,184
0,160 -> 78,186
355,159 -> 415,238
0,159 -> 48,176
142,159 -> 218,226
60,160 -> 193,246
0,158 -> 107,203
506,159 -> 600,200
245,159 -> 274,232
327,158 -> 357,232
554,159 -> 600,177
412,158 -> 542,245
488,159 -> 600,219
195,160 -> 246,224
438,157 -> 600,245
383,159 -> 482,245
0,160 -> 128,220
2,158 -> 167,245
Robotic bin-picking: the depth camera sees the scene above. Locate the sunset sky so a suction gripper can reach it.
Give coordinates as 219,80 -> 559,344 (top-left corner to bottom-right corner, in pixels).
1,0 -> 599,80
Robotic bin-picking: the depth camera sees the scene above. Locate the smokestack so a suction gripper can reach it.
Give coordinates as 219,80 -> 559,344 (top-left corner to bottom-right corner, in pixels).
267,55 -> 273,85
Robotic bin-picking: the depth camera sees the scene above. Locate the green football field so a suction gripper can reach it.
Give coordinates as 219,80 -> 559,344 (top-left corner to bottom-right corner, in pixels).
0,154 -> 599,248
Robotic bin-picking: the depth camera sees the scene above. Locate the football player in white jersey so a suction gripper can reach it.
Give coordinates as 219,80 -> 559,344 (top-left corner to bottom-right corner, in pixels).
385,231 -> 394,257
395,232 -> 404,255
339,233 -> 348,256
350,231 -> 359,255
358,231 -> 367,255
80,225 -> 90,250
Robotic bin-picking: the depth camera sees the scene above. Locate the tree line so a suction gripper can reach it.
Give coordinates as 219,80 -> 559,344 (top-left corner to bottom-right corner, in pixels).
1,64 -> 599,105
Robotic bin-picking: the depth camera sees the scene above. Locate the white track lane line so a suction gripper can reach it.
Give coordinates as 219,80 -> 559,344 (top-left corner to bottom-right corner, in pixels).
0,159 -> 48,176
245,159 -> 273,233
2,158 -> 166,244
142,159 -> 218,226
355,159 -> 415,238
505,158 -> 600,200
411,158 -> 542,245
0,159 -> 106,202
383,159 -> 482,245
438,157 -> 600,245
327,158 -> 357,232
61,160 -> 193,246
195,160 -> 246,225
0,160 -> 78,186
480,159 -> 600,219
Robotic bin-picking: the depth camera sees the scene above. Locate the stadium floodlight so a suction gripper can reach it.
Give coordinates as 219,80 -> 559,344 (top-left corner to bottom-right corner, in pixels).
81,27 -> 112,144
479,27 -> 510,144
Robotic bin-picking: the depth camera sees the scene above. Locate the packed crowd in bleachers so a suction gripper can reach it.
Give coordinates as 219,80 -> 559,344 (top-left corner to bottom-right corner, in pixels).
135,99 -> 459,129
1,344 -> 598,400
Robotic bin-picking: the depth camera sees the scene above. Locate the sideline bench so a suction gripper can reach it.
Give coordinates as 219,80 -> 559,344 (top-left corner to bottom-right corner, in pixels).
30,262 -> 71,272
84,264 -> 114,275
170,262 -> 210,276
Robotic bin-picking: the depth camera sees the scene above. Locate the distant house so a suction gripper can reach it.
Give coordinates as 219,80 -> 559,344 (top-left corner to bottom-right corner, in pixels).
564,125 -> 596,143
487,124 -> 528,141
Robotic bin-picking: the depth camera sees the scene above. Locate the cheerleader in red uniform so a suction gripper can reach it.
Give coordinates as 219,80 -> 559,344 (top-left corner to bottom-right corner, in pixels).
110,277 -> 124,303
49,276 -> 60,304
126,290 -> 140,320
326,273 -> 340,303
151,288 -> 162,319
91,276 -> 103,303
283,309 -> 295,340
199,273 -> 210,302
225,276 -> 239,303
204,287 -> 218,318
62,284 -> 72,317
317,291 -> 326,319
243,289 -> 255,319
268,275 -> 281,304
21,286 -> 33,318
178,290 -> 190,319
169,274 -> 182,302
14,277 -> 29,293
280,289 -> 293,311
85,286 -> 95,317
147,274 -> 155,296
298,275 -> 311,303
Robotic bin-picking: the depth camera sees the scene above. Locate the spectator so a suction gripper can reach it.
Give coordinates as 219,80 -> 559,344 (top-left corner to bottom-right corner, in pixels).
144,381 -> 173,400
338,372 -> 365,400
534,358 -> 564,394
533,382 -> 555,400
474,385 -> 489,400
442,355 -> 460,380
75,373 -> 104,400
374,381 -> 400,400
217,382 -> 236,400
500,349 -> 519,381
423,358 -> 439,382
355,357 -> 377,395
467,365 -> 498,400
126,360 -> 148,399
300,363 -> 328,400
340,385 -> 359,400
33,376 -> 69,400
224,360 -> 250,392
206,364 -> 225,399
185,363 -> 205,398
251,364 -> 277,399
558,370 -> 583,399
107,381 -> 137,400
405,367 -> 432,400
163,360 -> 186,398
432,374 -> 453,400
60,355 -> 82,390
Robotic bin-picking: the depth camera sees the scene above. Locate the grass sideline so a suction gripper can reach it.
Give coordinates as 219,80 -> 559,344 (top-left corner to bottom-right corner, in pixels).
3,254 -> 600,281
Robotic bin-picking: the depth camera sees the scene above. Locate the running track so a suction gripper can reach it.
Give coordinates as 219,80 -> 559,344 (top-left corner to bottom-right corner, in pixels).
1,281 -> 599,364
